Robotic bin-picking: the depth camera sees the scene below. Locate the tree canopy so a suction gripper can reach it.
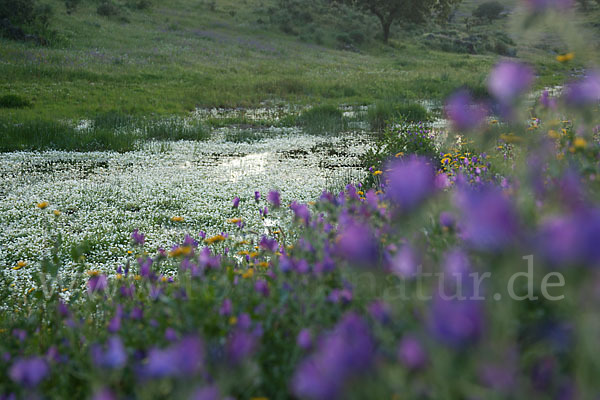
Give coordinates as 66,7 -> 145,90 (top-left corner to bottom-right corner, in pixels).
339,0 -> 462,43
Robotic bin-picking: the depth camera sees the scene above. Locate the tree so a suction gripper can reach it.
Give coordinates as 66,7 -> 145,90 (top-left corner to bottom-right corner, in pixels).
472,1 -> 504,23
338,0 -> 462,44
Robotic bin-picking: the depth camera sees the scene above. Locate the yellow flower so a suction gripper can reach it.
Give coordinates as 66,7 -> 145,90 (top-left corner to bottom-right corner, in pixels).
229,316 -> 238,325
87,270 -> 99,276
169,246 -> 193,257
500,134 -> 523,144
134,275 -> 142,281
27,288 -> 35,295
227,218 -> 242,224
548,129 -> 560,139
116,274 -> 123,280
395,152 -> 404,158
160,276 -> 168,283
242,268 -> 254,279
37,201 -> 49,209
556,52 -> 575,62
373,170 -> 383,176
258,261 -> 269,268
205,235 -> 226,245
237,250 -> 250,256
237,240 -> 250,245
574,137 -> 587,150
13,260 -> 27,270
249,252 -> 259,258
490,119 -> 499,124
357,191 -> 364,196
171,216 -> 184,222
53,210 -> 61,216
375,190 -> 383,195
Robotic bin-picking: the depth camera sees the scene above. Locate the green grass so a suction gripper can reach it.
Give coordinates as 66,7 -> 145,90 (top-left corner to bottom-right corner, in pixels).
0,113 -> 210,152
298,104 -> 346,135
367,101 -> 430,131
0,117 -> 138,152
0,0 -> 596,135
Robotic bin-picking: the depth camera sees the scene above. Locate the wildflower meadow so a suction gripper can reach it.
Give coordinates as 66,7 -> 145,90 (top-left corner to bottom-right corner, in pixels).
2,0 -> 600,399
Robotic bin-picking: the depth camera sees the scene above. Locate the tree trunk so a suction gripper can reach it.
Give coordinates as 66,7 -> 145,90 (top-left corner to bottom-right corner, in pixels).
382,19 -> 392,44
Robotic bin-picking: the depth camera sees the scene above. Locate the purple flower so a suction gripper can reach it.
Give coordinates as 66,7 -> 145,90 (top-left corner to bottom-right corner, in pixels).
143,337 -> 204,378
232,196 -> 240,208
131,229 -> 145,246
430,292 -> 485,348
524,0 -> 573,11
259,236 -> 278,252
488,61 -> 534,103
290,201 -> 311,225
87,274 -> 108,295
9,357 -> 49,388
292,313 -> 374,400
455,186 -> 519,251
267,190 -> 281,208
536,209 -> 600,266
219,298 -> 232,316
564,70 -> 600,106
439,211 -> 456,230
226,330 -> 256,365
254,279 -> 270,297
539,90 -> 557,110
254,191 -> 261,201
92,388 -> 117,400
385,157 -> 436,210
397,335 -> 428,370
390,244 -> 420,279
190,386 -> 220,400
368,300 -> 391,324
297,329 -> 313,350
91,336 -> 127,369
335,221 -> 378,266
445,90 -> 488,131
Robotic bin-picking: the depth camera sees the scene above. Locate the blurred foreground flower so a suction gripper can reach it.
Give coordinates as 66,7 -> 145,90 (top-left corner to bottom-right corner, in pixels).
385,156 -> 436,210
488,61 -> 534,103
564,70 -> 600,107
292,313 -> 374,400
445,90 -> 488,131
9,357 -> 49,388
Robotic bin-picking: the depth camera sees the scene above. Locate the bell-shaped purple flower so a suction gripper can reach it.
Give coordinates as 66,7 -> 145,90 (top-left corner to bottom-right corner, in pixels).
232,196 -> 240,209
430,291 -> 485,348
397,335 -> 428,370
91,336 -> 127,370
9,357 -> 49,388
87,274 -> 108,295
292,313 -> 374,400
524,0 -> 573,11
335,220 -> 378,266
267,190 -> 281,208
142,337 -> 204,378
131,229 -> 145,246
564,70 -> 600,106
385,156 -> 436,210
445,90 -> 488,131
455,186 -> 519,251
297,329 -> 313,350
290,201 -> 311,225
226,330 -> 256,365
390,244 -> 420,279
488,61 -> 534,103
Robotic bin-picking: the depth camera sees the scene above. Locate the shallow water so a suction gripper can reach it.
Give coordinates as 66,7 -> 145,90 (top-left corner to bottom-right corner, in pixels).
0,126 -> 372,294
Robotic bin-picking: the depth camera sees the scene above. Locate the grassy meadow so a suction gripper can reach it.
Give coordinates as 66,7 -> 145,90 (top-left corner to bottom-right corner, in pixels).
0,0 -> 588,123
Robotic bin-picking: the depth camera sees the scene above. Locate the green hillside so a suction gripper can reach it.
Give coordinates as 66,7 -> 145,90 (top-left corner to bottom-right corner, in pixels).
0,0 -> 596,121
